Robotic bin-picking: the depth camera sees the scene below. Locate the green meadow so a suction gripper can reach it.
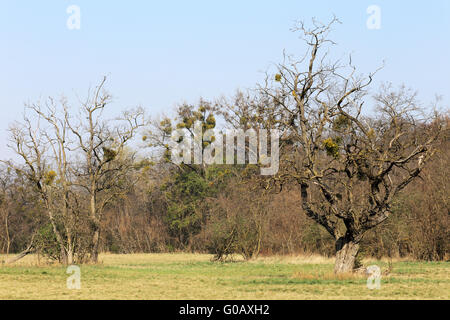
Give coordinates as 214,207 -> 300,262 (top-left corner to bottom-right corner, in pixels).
0,254 -> 448,300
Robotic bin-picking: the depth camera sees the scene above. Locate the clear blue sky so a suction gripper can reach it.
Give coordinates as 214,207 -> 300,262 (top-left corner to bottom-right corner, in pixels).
1,1 -> 449,158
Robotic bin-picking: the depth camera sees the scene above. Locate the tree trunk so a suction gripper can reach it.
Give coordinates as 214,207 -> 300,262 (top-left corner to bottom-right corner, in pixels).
5,248 -> 33,264
47,206 -> 68,264
60,247 -> 68,265
91,227 -> 100,263
67,246 -> 74,265
334,236 -> 360,274
4,239 -> 34,264
5,214 -> 10,256
89,191 -> 100,263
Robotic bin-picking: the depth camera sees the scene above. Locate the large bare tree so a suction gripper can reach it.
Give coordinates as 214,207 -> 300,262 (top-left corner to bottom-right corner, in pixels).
67,77 -> 145,262
6,78 -> 145,263
224,18 -> 445,273
6,101 -> 76,264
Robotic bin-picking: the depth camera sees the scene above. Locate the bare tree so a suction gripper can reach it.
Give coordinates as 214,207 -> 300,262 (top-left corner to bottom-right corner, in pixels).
225,18 -> 445,273
67,77 -> 145,262
6,109 -> 72,263
29,98 -> 82,264
5,78 -> 145,264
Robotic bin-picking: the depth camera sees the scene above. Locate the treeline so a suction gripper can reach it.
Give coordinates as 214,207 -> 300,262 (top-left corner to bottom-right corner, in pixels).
1,21 -> 448,265
0,93 -> 447,263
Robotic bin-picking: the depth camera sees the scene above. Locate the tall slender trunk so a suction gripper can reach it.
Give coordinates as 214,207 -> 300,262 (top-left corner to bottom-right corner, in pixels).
334,236 -> 360,274
47,207 -> 68,265
60,247 -> 68,265
5,215 -> 10,256
90,192 -> 100,263
91,228 -> 100,263
66,240 -> 74,265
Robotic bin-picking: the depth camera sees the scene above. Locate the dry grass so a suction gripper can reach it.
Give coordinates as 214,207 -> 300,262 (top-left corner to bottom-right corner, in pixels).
251,254 -> 334,265
292,271 -> 367,281
0,253 -> 57,267
0,253 -> 448,300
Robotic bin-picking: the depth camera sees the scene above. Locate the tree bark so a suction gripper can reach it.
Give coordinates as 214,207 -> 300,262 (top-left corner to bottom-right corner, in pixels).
334,236 -> 360,274
67,246 -> 74,265
89,191 -> 100,263
91,228 -> 100,263
5,215 -> 10,256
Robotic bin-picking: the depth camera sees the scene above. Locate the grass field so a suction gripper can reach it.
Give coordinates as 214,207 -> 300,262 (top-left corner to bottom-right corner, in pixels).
0,253 -> 448,300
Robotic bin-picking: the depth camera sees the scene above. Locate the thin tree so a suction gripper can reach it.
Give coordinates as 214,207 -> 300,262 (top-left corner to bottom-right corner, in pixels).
67,77 -> 145,262
6,108 -> 72,263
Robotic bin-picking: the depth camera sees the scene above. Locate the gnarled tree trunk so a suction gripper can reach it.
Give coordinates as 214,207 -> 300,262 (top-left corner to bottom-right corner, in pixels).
334,236 -> 360,274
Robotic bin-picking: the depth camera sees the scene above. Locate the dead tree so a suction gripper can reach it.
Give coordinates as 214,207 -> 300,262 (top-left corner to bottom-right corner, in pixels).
6,113 -> 71,264
67,77 -> 145,262
245,18 -> 444,273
